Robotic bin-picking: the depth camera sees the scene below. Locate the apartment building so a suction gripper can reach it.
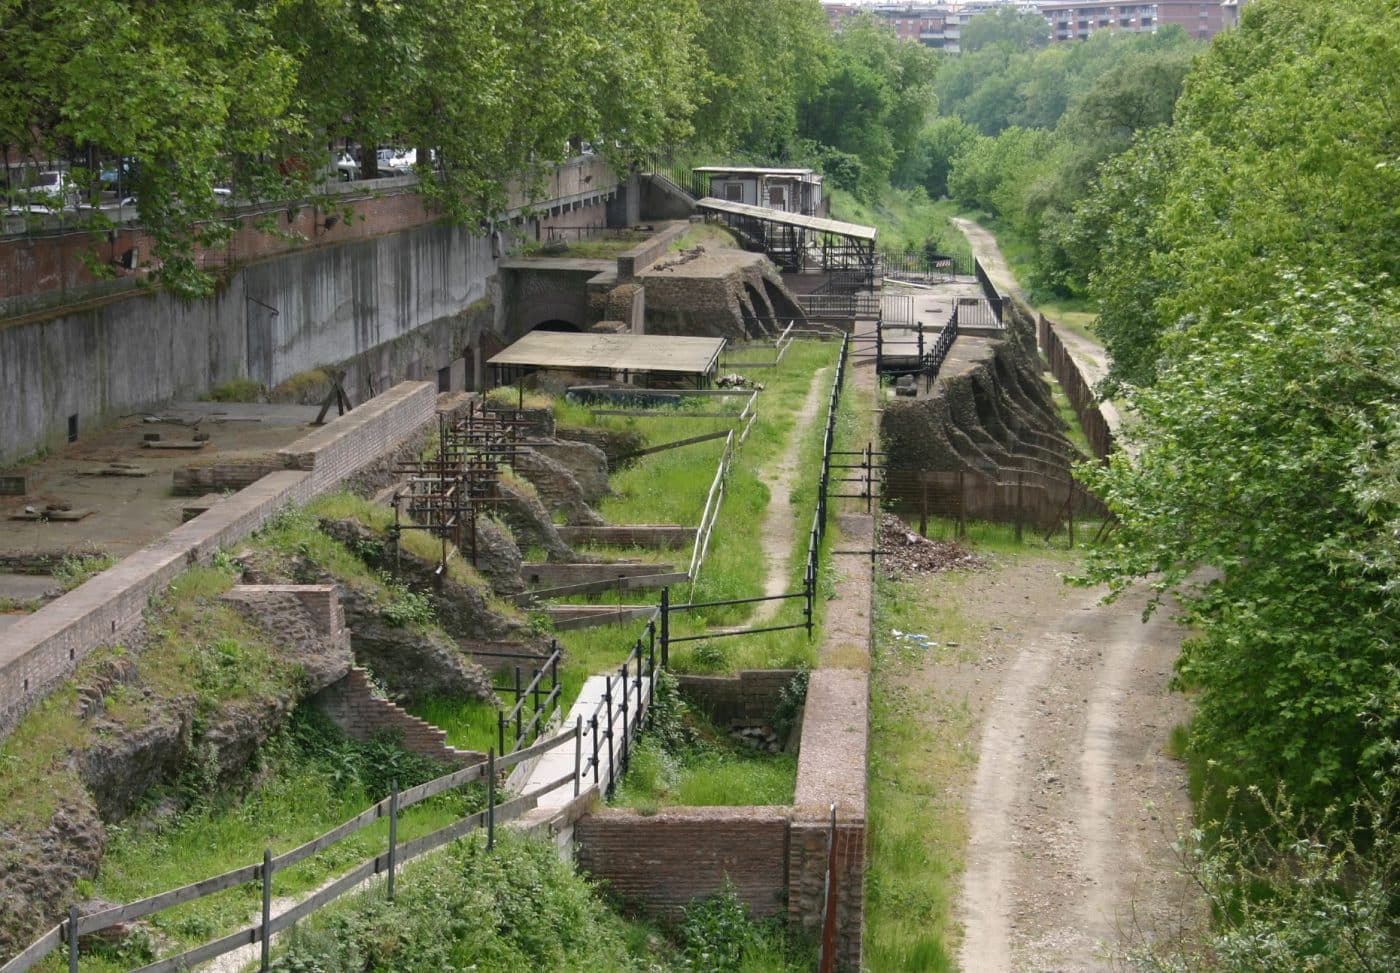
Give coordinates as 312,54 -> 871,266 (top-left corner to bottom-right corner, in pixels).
822,1 -> 1235,48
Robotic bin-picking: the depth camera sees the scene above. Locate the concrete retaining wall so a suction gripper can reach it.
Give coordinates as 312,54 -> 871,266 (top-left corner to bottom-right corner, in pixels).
0,380 -> 436,741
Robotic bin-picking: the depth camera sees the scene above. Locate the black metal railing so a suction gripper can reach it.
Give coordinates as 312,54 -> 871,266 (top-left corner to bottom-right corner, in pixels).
497,642 -> 563,755
582,618 -> 659,797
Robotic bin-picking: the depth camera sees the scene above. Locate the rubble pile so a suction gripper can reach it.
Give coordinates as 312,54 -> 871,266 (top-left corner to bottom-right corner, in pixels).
877,513 -> 986,579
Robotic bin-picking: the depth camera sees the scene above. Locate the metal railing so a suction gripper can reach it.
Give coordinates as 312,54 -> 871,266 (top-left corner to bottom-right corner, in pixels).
878,249 -> 973,281
497,642 -> 563,755
582,618 -> 659,797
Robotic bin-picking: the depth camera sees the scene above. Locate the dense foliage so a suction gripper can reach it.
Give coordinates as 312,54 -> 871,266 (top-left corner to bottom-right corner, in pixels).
922,13 -> 1202,296
272,832 -> 812,972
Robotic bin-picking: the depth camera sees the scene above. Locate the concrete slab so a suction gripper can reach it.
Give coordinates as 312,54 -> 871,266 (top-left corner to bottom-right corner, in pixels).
0,403 -> 321,559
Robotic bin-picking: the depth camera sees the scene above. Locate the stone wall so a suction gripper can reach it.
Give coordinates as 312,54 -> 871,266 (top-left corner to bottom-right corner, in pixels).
574,807 -> 791,918
0,159 -> 619,465
0,381 -> 436,742
311,667 -> 485,768
617,221 -> 691,281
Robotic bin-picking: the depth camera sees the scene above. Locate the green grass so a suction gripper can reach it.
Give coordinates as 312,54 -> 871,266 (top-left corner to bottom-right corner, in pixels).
268,829 -> 814,972
910,515 -> 1093,556
1044,371 -> 1094,456
51,551 -> 116,591
545,340 -> 842,698
46,714 -> 480,972
864,571 -> 985,972
407,695 -> 503,754
200,376 -> 265,403
615,741 -> 796,811
829,186 -> 972,265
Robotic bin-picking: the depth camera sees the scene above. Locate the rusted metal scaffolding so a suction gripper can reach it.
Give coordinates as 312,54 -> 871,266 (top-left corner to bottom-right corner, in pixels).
391,400 -> 535,577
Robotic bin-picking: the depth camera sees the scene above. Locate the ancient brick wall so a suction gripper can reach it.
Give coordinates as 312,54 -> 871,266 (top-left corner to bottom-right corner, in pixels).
788,813 -> 867,972
311,668 -> 484,768
676,669 -> 798,728
575,807 -> 791,918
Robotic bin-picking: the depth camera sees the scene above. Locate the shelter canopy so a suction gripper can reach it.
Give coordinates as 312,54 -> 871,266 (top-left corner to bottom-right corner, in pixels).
694,197 -> 877,242
487,331 -> 726,382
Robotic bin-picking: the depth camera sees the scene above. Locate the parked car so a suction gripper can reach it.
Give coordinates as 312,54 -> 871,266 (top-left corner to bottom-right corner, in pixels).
335,152 -> 360,180
13,170 -> 76,210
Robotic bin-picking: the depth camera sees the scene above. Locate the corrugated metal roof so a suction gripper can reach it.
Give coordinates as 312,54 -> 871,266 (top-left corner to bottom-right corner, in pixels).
692,166 -> 821,180
695,197 -> 878,242
486,331 -> 727,375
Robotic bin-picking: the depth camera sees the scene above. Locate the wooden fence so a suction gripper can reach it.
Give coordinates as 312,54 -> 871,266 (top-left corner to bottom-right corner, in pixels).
884,467 -> 1107,541
1037,313 -> 1114,461
2,726 -> 584,973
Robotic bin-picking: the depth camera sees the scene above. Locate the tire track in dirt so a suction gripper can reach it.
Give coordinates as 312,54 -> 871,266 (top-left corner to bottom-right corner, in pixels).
956,565 -> 1193,972
747,366 -> 828,626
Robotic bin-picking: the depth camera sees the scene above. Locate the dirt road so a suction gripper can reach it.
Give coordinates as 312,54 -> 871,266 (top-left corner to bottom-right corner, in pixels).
928,556 -> 1194,971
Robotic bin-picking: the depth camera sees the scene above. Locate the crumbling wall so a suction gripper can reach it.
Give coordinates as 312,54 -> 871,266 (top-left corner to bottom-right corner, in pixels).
641,251 -> 807,340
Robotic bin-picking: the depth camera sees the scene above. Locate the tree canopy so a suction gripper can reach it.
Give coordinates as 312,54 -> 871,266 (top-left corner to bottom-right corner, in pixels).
1074,0 -> 1400,823
0,0 -> 719,297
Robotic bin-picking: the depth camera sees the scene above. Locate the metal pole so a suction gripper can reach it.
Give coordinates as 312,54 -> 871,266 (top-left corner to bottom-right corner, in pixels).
68,904 -> 79,973
514,666 -> 522,749
603,679 -> 615,794
387,780 -> 399,902
1015,473 -> 1024,543
573,716 -> 582,797
487,749 -> 496,850
659,587 -> 670,669
498,710 -> 505,758
260,850 -> 272,971
590,714 -> 600,786
619,663 -> 630,775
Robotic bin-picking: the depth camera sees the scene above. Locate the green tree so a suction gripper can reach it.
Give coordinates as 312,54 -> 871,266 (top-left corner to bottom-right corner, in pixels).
1078,273 -> 1400,817
1079,0 -> 1400,386
958,6 -> 1050,53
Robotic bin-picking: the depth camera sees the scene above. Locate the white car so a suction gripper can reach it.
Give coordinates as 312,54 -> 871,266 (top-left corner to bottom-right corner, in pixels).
18,170 -> 75,210
335,153 -> 360,180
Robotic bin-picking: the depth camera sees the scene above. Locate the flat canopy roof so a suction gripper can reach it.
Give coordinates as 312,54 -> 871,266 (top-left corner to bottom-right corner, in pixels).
695,197 -> 877,242
693,166 -> 820,180
487,331 -> 727,375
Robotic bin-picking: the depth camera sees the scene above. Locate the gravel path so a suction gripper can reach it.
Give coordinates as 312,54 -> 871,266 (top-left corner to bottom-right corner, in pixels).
951,559 -> 1197,971
747,366 -> 828,625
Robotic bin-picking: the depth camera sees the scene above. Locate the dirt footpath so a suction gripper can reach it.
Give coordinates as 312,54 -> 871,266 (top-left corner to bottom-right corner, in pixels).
923,554 -> 1196,970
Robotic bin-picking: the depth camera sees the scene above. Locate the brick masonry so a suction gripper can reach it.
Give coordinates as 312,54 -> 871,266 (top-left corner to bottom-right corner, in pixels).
677,669 -> 798,728
574,805 -> 865,971
311,667 -> 485,768
0,380 -> 438,742
575,807 -> 791,918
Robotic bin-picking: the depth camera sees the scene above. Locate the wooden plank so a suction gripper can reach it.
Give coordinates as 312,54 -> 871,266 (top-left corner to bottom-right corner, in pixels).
129,923 -> 259,973
567,386 -> 752,396
614,429 -> 732,461
270,857 -> 381,935
77,863 -> 261,934
398,761 -> 487,808
0,923 -> 64,973
589,409 -> 738,418
528,770 -> 580,801
498,723 -> 580,772
271,800 -> 390,872
395,811 -> 488,864
521,571 -> 689,601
